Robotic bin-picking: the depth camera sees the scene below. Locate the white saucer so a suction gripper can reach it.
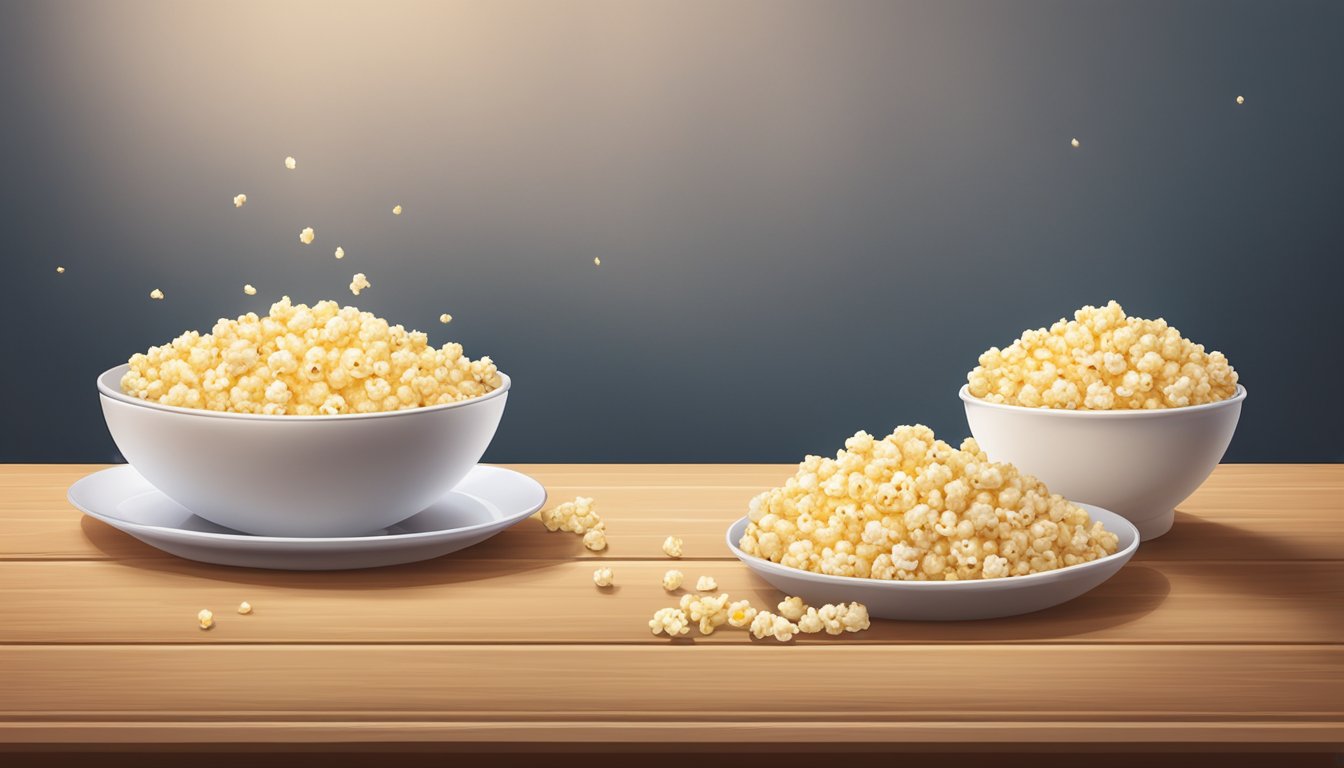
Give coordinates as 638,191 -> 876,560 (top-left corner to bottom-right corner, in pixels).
727,503 -> 1139,621
69,464 -> 547,570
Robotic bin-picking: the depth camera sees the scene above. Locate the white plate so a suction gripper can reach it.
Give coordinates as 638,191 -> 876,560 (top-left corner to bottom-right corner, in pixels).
69,464 -> 546,570
726,503 -> 1139,620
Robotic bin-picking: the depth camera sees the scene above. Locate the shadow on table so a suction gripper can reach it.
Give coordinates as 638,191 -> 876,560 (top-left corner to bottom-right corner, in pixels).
78,515 -> 562,589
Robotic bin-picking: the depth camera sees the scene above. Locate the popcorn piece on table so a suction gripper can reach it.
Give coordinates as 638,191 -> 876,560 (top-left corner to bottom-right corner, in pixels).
237,601 -> 252,615
582,527 -> 608,552
233,193 -> 247,208
535,496 -> 602,534
661,536 -> 683,558
299,227 -> 315,245
776,596 -> 806,621
738,424 -> 1120,582
661,569 -> 684,591
197,609 -> 214,630
726,599 -> 757,628
119,296 -> 502,415
695,575 -> 717,592
680,592 -> 730,635
592,567 -> 613,588
649,607 -> 690,637
349,272 -> 370,296
749,611 -> 798,642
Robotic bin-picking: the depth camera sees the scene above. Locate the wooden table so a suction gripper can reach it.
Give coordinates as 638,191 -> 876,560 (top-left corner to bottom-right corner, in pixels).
0,464 -> 1340,766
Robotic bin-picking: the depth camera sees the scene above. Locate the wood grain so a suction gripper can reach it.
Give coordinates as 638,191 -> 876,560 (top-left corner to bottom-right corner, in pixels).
0,559 -> 1339,645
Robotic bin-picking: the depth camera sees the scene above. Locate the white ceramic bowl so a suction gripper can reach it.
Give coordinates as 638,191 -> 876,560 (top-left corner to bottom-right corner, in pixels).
97,364 -> 510,537
726,504 -> 1139,621
961,384 -> 1245,540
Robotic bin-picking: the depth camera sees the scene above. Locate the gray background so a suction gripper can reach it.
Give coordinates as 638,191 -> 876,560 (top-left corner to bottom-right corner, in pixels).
1,0 -> 1340,463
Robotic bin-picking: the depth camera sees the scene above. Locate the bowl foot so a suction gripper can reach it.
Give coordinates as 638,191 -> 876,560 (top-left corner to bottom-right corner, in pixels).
1132,509 -> 1175,541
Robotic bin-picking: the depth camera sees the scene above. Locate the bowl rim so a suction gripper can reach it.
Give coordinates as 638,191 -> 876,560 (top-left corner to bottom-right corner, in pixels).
959,383 -> 1245,417
98,363 -> 510,422
725,502 -> 1140,590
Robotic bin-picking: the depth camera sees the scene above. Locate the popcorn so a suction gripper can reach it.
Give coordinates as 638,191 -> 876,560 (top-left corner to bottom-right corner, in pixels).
776,596 -> 806,621
680,592 -> 730,634
299,227 -> 315,245
149,288 -> 164,300
120,296 -> 502,415
56,266 -> 65,273
649,607 -> 690,636
661,569 -> 684,591
967,301 -> 1238,410
695,575 -> 718,592
738,425 -> 1119,581
197,609 -> 213,630
726,600 -> 757,628
1236,95 -> 1245,105
594,257 -> 601,266
284,156 -> 296,170
392,204 -> 403,215
243,284 -> 257,296
582,528 -> 608,552
593,567 -> 613,587
1070,138 -> 1080,148
334,246 -> 345,260
749,611 -> 798,642
661,536 -> 683,558
237,601 -> 252,615
233,194 -> 247,208
349,273 -> 370,296
439,313 -> 452,324
536,497 -> 602,534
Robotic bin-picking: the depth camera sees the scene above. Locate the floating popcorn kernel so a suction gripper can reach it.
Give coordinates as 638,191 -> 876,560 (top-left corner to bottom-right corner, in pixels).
243,284 -> 257,296
56,266 -> 65,273
1236,95 -> 1245,105
439,313 -> 452,324
299,227 -> 315,245
334,246 -> 345,260
349,272 -> 370,296
1070,138 -> 1080,148
233,194 -> 247,208
149,288 -> 164,300
284,156 -> 296,170
392,204 -> 403,215
594,257 -> 601,266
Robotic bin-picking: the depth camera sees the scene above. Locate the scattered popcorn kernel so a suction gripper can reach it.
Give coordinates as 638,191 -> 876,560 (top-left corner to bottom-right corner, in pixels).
1070,137 -> 1080,148
739,425 -> 1119,581
233,193 -> 247,208
535,497 -> 603,534
967,300 -> 1238,409
593,567 -> 614,587
197,609 -> 213,630
662,569 -> 684,591
349,272 -> 370,296
776,596 -> 806,621
582,527 -> 608,552
237,601 -> 252,615
593,257 -> 601,266
680,592 -> 730,634
1236,95 -> 1245,105
749,611 -> 798,642
392,204 -> 403,215
56,266 -> 65,273
662,536 -> 683,558
727,599 -> 757,628
695,575 -> 718,592
243,284 -> 256,296
334,246 -> 345,260
149,288 -> 164,300
439,313 -> 452,324
284,156 -> 296,170
299,227 -> 315,245
119,296 -> 502,415
649,607 -> 690,636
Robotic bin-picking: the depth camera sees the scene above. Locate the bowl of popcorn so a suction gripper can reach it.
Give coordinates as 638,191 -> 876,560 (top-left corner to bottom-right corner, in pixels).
730,425 -> 1139,620
962,301 -> 1245,540
99,297 -> 508,538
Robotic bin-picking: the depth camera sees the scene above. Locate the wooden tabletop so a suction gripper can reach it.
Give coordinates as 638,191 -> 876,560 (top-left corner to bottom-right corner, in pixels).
0,463 -> 1340,757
